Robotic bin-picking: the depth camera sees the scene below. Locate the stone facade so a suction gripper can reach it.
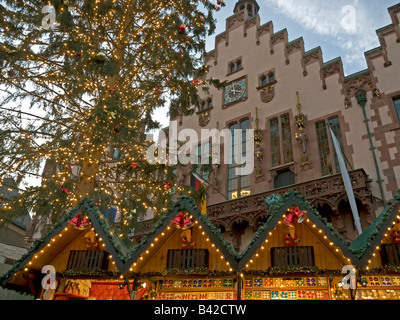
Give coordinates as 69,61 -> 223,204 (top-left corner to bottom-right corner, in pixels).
170,2 -> 400,250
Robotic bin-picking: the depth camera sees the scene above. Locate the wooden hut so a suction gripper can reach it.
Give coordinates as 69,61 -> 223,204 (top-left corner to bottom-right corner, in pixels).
237,191 -> 360,300
122,196 -> 240,300
338,189 -> 400,300
0,199 -> 133,300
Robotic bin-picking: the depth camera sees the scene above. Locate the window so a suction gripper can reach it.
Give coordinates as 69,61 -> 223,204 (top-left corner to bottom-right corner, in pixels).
394,98 -> 400,123
259,72 -> 275,88
166,249 -> 209,269
271,247 -> 315,268
274,169 -> 295,189
315,116 -> 344,176
269,73 -> 275,82
228,119 -> 251,200
228,59 -> 242,74
260,76 -> 268,86
200,98 -> 212,111
270,114 -> 293,167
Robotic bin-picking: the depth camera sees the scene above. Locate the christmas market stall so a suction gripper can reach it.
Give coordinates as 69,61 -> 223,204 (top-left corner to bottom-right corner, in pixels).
236,191 -> 360,301
122,196 -> 240,300
0,198 -> 134,300
335,189 -> 400,300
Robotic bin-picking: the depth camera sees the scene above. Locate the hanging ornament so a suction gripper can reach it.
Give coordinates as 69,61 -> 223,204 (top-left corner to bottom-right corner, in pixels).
163,181 -> 172,189
284,205 -> 307,239
178,25 -> 186,33
171,212 -> 193,229
130,162 -> 139,169
85,229 -> 99,250
60,184 -> 71,195
70,52 -> 83,57
284,232 -> 300,247
68,212 -> 91,230
107,85 -> 117,94
95,52 -> 107,63
170,212 -> 195,249
113,125 -> 120,134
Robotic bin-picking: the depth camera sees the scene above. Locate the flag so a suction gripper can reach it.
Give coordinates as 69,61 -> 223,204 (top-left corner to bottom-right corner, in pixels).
329,126 -> 362,235
191,172 -> 207,215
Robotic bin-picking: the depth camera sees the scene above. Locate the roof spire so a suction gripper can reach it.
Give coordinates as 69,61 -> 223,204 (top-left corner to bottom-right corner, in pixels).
233,0 -> 260,17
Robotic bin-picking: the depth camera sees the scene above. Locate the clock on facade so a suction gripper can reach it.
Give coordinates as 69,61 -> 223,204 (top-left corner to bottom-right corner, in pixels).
224,79 -> 246,105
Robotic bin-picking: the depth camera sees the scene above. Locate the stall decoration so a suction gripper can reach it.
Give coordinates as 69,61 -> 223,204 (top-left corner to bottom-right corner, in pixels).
170,211 -> 195,249
68,212 -> 91,230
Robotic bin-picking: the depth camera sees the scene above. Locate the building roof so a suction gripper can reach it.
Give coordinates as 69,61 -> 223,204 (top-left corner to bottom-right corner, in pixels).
348,189 -> 400,267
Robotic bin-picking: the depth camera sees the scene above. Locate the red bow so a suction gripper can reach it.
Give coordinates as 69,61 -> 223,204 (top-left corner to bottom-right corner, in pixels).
114,125 -> 120,134
61,184 -> 71,195
130,162 -> 139,169
70,52 -> 83,57
178,25 -> 186,33
284,206 -> 306,227
163,182 -> 172,189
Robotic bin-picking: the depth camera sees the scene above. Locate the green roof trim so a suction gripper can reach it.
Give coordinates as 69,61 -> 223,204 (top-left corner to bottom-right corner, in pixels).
348,189 -> 400,265
236,189 -> 359,269
0,198 -> 132,287
121,195 -> 239,273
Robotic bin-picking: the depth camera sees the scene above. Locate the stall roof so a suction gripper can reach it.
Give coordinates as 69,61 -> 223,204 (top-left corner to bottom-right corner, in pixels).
348,189 -> 400,267
121,195 -> 239,273
0,198 -> 134,287
236,190 -> 361,270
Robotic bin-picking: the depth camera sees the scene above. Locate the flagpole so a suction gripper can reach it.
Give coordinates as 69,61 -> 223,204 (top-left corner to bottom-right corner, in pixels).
328,125 -> 363,235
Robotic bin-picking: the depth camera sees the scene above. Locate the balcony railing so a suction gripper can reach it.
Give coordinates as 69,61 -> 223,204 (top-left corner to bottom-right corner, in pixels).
130,169 -> 372,242
66,250 -> 109,271
166,249 -> 209,269
381,244 -> 400,266
271,246 -> 315,268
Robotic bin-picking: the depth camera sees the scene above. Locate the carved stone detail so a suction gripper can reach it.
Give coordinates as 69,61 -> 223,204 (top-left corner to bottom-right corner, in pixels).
198,111 -> 210,127
259,84 -> 275,103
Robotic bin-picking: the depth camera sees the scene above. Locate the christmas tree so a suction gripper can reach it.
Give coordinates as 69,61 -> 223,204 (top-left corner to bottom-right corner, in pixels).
0,0 -> 225,238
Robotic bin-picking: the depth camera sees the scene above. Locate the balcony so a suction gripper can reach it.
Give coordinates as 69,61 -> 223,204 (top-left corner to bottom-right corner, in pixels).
130,169 -> 372,241
271,246 -> 315,268
166,249 -> 209,269
66,250 -> 109,271
206,168 -> 372,230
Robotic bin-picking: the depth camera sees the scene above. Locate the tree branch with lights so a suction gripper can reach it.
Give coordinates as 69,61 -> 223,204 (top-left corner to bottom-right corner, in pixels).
0,0 -> 225,238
